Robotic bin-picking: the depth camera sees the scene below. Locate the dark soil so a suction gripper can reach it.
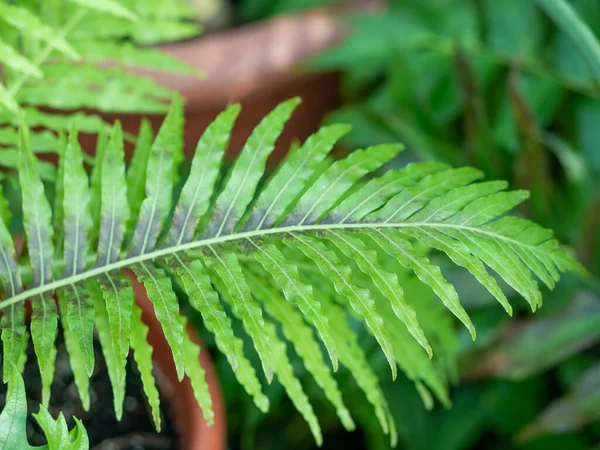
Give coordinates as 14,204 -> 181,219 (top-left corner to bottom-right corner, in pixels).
0,328 -> 181,450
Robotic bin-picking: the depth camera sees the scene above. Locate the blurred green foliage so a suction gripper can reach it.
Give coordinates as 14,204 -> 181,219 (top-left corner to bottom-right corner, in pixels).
202,0 -> 600,448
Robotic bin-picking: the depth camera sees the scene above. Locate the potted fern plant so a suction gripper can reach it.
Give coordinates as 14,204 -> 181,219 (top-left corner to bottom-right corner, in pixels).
0,92 -> 585,448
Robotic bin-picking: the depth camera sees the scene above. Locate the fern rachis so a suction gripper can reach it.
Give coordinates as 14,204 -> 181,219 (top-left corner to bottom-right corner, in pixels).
0,97 -> 585,445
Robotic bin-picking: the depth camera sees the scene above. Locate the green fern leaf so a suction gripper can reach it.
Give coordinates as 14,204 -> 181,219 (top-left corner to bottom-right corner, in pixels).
248,240 -> 339,370
204,98 -> 300,237
0,3 -> 78,58
329,161 -> 449,223
179,314 -> 214,426
130,264 -> 185,379
319,294 -> 392,437
366,229 -> 476,339
206,249 -> 274,382
57,127 -> 95,376
167,104 -> 240,246
89,126 -> 109,240
245,269 -> 355,431
73,40 -> 203,77
167,255 -> 270,411
244,124 -> 351,230
126,119 -> 153,224
0,107 -> 109,136
68,0 -> 137,20
325,230 -> 432,357
0,39 -> 42,78
94,122 -> 133,409
33,406 -> 89,450
399,228 -> 513,315
129,100 -> 181,256
371,279 -> 451,408
129,301 -> 161,431
282,144 -> 403,226
0,82 -> 18,113
17,64 -> 173,114
367,167 -> 484,222
128,103 -> 185,379
226,271 -> 322,445
89,278 -> 126,420
59,297 -> 91,411
19,124 -> 58,406
284,233 -> 398,380
0,203 -> 26,383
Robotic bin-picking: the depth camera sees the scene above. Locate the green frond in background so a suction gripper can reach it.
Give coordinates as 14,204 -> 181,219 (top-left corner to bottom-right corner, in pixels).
0,98 -> 584,445
0,0 -> 201,173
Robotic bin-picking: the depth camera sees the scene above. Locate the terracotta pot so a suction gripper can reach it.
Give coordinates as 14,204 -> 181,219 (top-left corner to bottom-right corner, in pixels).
127,271 -> 226,450
74,0 -> 385,166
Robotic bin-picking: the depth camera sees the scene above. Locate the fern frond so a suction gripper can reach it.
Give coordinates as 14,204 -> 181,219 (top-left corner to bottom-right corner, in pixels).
18,124 -> 58,406
248,240 -> 339,370
167,255 -> 270,412
0,39 -> 42,78
284,233 -> 398,380
0,100 -> 585,444
245,269 -> 356,431
0,3 -> 79,58
206,249 -> 274,382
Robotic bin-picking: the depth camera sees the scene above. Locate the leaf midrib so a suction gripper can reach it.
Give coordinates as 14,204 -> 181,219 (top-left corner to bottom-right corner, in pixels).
0,221 -> 563,310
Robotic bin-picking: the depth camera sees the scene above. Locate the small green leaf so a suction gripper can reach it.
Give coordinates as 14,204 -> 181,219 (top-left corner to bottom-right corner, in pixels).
59,297 -> 91,411
0,366 -> 34,450
367,167 -> 483,222
34,406 -> 89,449
320,295 -> 391,437
0,200 -> 26,383
89,278 -> 130,420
